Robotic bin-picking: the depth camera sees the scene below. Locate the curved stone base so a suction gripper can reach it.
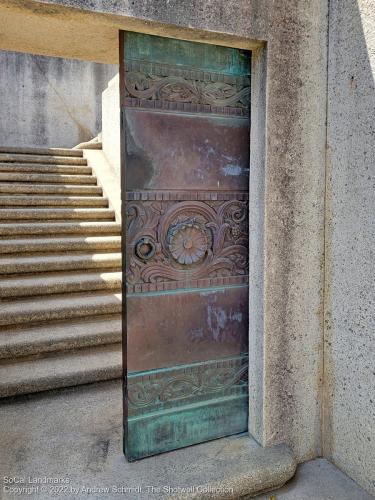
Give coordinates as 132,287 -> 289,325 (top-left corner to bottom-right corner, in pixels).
0,380 -> 296,500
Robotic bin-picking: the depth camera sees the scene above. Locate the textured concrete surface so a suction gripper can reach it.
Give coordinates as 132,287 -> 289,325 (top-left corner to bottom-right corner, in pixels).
0,313 -> 121,358
102,74 -> 121,175
0,271 -> 121,299
0,152 -> 87,164
0,183 -> 103,196
253,458 -> 374,500
0,290 -> 122,327
0,0 -> 262,64
0,0 -> 373,493
83,149 -> 121,221
324,0 -> 375,494
0,345 -> 121,398
0,146 -> 123,398
0,0 -> 329,463
0,146 -> 83,156
0,221 -> 120,235
0,196 -> 109,207
0,50 -> 117,148
0,380 -> 296,500
247,2 -> 327,464
0,163 -> 92,174
0,235 -> 120,253
0,208 -> 114,220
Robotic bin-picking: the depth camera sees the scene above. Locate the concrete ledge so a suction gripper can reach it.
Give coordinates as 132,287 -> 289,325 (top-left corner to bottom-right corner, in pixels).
0,380 -> 296,500
171,440 -> 296,499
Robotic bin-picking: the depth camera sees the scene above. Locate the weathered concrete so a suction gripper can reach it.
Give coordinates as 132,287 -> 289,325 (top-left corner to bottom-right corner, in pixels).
83,149 -> 121,221
248,3 -> 327,464
102,74 -> 121,174
0,0 -> 374,493
0,50 -> 117,148
1,381 -> 371,500
0,0 -> 262,64
0,145 -> 123,397
253,458 -> 374,500
0,380 -> 296,500
324,0 -> 375,495
0,0 -> 328,464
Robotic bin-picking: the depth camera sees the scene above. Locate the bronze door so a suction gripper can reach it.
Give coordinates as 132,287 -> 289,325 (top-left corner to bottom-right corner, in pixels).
120,32 -> 250,461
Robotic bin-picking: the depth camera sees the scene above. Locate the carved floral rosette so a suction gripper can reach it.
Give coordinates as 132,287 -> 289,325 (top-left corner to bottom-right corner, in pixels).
126,198 -> 248,288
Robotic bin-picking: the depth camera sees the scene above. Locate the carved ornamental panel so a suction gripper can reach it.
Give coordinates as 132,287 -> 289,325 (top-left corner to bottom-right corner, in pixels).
123,60 -> 250,116
125,194 -> 249,293
121,31 -> 250,461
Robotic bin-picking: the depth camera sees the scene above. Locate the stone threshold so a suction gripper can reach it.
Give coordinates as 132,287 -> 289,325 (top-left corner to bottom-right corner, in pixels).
0,380 -> 296,500
169,439 -> 296,499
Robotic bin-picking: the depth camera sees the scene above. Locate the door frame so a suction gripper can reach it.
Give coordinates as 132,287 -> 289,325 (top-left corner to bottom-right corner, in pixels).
118,30 -> 267,449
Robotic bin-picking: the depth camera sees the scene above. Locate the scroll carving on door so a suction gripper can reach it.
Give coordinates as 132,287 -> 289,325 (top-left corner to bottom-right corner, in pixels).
121,32 -> 250,460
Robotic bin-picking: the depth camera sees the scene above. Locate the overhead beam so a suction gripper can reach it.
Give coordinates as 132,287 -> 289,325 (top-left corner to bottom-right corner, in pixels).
0,0 -> 263,63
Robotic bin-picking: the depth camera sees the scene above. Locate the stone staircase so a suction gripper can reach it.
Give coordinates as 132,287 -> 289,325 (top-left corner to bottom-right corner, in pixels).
0,147 -> 122,398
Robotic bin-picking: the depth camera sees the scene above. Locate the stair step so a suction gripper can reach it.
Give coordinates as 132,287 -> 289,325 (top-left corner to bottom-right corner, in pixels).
0,314 -> 122,359
0,252 -> 122,274
0,183 -> 102,195
0,271 -> 122,298
0,235 -> 121,253
0,195 -> 108,207
74,141 -> 102,150
0,153 -> 87,165
0,291 -> 122,326
0,172 -> 97,185
0,163 -> 92,174
0,221 -> 121,236
0,146 -> 83,157
0,208 -> 115,220
0,143 -> 123,398
0,343 -> 122,397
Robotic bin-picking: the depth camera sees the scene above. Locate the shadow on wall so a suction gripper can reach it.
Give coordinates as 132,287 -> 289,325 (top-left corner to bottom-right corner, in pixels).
324,0 -> 375,494
0,50 -> 118,148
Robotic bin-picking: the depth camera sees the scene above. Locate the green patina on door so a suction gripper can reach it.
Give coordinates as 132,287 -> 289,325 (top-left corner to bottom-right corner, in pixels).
120,32 -> 251,461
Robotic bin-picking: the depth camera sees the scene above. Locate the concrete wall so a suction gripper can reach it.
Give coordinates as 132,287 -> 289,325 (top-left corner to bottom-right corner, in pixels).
0,0 -> 328,465
0,50 -> 117,148
324,1 -> 375,494
102,73 -> 120,174
1,2 -> 374,493
247,2 -> 327,465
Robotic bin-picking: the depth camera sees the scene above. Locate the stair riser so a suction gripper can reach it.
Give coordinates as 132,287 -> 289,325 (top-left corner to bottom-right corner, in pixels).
0,259 -> 122,275
0,238 -> 121,254
0,318 -> 121,359
0,154 -> 87,165
0,223 -> 121,236
0,196 -> 108,207
0,184 -> 102,195
0,209 -> 115,220
0,147 -> 83,157
0,302 -> 122,327
0,164 -> 92,174
0,276 -> 122,298
0,173 -> 97,185
0,334 -> 122,360
0,348 -> 122,398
